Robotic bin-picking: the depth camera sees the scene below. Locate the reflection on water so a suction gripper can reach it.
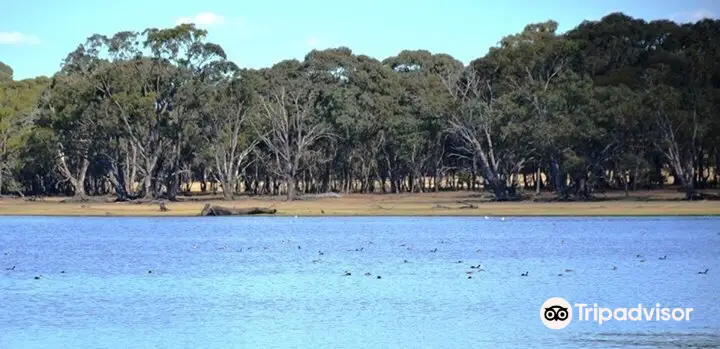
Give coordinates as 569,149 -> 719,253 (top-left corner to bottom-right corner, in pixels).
0,216 -> 718,348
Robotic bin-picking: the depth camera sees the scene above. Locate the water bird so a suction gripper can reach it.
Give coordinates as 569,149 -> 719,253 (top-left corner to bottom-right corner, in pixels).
468,276 -> 473,279
430,248 -> 438,253
318,251 -> 324,256
364,272 -> 371,276
476,248 -> 482,253
403,259 -> 409,263
298,246 -> 301,250
343,270 -> 352,276
564,269 -> 573,273
659,255 -> 667,260
612,265 -> 617,271
61,271 -> 65,274
636,254 -> 643,258
521,271 -> 529,277
34,275 -> 42,280
456,260 -> 463,264
466,271 -> 474,275
698,269 -> 709,275
5,265 -> 14,271
321,210 -> 325,214
558,273 -> 563,276
312,259 -> 321,263
355,247 -> 364,252
639,259 -> 646,263
501,217 -> 506,221
148,270 -> 153,274
484,216 -> 489,219
376,275 -> 382,279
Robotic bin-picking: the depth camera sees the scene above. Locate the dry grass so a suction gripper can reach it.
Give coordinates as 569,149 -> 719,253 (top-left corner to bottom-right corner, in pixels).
1,190 -> 719,217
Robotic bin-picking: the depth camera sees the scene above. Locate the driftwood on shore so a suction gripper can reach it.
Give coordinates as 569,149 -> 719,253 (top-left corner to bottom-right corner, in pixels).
200,204 -> 277,216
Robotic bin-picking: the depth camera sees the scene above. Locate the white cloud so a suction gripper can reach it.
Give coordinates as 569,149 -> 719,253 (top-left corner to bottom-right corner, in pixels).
671,9 -> 715,23
0,32 -> 40,45
688,9 -> 714,21
175,12 -> 226,26
306,37 -> 322,47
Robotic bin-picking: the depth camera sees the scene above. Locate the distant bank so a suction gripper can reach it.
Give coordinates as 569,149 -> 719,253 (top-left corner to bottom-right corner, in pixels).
0,190 -> 719,217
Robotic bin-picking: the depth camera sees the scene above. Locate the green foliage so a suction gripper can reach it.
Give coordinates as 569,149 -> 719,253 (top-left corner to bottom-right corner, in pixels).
4,14 -> 720,199
0,61 -> 13,82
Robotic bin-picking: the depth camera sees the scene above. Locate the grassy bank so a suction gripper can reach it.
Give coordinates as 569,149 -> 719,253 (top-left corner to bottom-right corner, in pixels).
0,190 -> 719,217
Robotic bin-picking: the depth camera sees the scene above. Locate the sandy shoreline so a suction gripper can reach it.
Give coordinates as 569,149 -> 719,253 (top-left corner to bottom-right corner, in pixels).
1,191 -> 719,217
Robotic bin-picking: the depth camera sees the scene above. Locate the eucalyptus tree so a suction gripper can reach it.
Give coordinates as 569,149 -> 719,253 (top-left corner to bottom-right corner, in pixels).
345,55 -> 404,192
302,47 -> 358,193
382,50 -> 459,193
197,69 -> 259,199
0,72 -> 48,195
255,60 -> 335,200
58,23 -> 233,200
443,61 -> 526,200
6,12 -> 719,199
37,73 -> 101,199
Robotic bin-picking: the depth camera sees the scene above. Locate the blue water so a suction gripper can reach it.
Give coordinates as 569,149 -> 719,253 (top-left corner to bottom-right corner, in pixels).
0,216 -> 719,348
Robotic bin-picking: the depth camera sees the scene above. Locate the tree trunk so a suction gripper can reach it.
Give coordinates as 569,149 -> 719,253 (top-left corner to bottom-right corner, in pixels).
550,158 -> 566,198
127,143 -> 138,196
221,179 -> 234,200
286,174 -> 296,201
624,171 -> 630,197
108,162 -> 130,201
142,174 -> 153,200
200,165 -> 208,192
72,159 -> 90,200
321,165 -> 330,193
577,176 -> 588,199
57,147 -> 90,200
716,149 -> 720,188
0,133 -> 6,195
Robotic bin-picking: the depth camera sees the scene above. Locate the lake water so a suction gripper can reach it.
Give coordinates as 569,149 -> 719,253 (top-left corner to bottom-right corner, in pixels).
0,216 -> 718,348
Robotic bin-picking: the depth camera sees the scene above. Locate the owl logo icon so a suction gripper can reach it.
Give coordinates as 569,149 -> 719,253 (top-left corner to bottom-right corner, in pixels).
540,297 -> 573,329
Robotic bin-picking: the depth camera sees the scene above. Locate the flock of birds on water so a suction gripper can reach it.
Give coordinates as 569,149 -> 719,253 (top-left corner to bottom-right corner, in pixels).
1,217 -> 716,281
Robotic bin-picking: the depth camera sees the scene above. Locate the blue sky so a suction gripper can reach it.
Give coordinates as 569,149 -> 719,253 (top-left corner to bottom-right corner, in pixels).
1,0 -> 717,80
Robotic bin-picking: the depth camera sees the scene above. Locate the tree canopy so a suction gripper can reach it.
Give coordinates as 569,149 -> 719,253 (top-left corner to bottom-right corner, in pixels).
0,13 -> 718,201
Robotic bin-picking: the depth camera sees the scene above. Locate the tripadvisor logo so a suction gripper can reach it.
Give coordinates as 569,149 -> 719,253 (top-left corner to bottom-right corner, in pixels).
540,297 -> 694,330
541,297 -> 573,329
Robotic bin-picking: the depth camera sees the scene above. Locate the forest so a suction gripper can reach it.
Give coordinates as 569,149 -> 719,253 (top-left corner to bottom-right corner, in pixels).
0,12 -> 718,202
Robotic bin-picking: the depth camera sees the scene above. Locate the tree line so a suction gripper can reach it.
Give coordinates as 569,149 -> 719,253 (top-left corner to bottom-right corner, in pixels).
0,12 -> 718,201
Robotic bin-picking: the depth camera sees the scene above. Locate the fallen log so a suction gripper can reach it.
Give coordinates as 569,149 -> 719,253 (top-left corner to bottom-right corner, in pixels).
457,200 -> 478,209
200,204 -> 277,216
